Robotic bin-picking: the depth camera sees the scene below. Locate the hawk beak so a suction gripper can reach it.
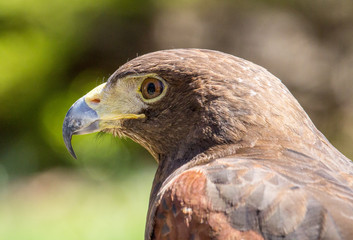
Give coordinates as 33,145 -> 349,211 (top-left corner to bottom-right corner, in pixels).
63,83 -> 107,159
62,96 -> 100,159
63,83 -> 146,159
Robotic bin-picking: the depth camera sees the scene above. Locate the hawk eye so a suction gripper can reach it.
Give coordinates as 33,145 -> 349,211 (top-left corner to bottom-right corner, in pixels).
141,77 -> 164,100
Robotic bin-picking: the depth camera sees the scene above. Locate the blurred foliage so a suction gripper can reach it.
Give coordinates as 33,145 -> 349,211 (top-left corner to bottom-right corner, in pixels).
0,0 -> 352,239
0,0 -> 156,180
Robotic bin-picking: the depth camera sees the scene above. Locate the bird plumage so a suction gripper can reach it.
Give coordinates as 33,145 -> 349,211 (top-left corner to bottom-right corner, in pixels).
63,49 -> 353,240
150,142 -> 353,239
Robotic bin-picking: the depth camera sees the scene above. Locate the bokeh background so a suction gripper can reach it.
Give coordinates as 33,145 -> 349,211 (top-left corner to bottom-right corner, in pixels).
1,0 -> 353,239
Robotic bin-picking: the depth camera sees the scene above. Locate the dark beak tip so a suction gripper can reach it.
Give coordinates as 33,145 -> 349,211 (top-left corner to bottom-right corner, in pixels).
67,143 -> 78,159
63,127 -> 77,159
67,149 -> 78,159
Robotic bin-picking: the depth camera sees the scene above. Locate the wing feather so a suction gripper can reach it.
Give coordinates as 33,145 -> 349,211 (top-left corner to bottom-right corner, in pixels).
150,154 -> 353,240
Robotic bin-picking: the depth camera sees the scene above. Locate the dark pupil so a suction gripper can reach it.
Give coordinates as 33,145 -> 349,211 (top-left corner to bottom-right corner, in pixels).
147,82 -> 156,95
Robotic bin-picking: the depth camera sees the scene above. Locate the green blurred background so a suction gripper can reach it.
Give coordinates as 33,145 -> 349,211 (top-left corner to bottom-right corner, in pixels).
0,0 -> 353,239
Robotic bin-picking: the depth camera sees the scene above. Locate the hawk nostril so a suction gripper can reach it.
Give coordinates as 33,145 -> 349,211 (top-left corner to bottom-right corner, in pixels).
90,98 -> 101,103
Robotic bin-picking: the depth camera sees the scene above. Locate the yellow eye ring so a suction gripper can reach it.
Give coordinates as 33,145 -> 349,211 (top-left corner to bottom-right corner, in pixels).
140,77 -> 165,100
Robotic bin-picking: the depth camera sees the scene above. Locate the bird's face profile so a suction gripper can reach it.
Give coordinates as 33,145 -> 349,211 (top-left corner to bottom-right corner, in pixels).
63,50 -> 210,161
75,73 -> 170,137
63,49 -> 315,162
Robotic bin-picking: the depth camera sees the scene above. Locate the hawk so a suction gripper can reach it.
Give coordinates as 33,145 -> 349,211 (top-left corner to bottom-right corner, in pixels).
63,49 -> 353,240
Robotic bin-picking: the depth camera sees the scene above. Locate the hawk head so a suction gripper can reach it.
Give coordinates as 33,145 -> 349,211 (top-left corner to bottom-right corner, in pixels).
63,49 -> 316,163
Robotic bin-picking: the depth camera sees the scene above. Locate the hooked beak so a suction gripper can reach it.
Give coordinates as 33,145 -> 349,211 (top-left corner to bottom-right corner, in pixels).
62,83 -> 145,159
62,97 -> 100,159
